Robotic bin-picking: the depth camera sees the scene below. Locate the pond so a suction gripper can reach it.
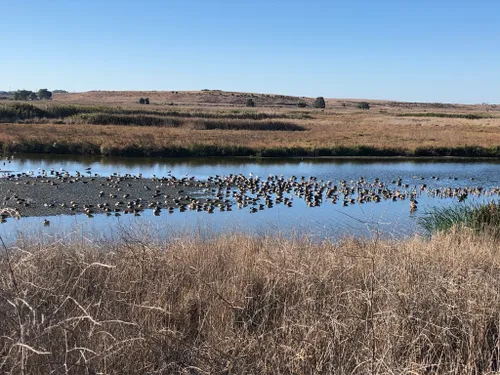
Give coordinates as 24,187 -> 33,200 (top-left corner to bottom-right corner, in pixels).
1,154 -> 499,244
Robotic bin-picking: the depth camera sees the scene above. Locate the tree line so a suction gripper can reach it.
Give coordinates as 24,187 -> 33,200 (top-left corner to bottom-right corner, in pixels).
13,89 -> 52,101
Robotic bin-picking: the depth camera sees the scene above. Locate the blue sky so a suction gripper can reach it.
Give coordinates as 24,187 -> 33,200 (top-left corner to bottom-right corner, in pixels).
1,0 -> 499,103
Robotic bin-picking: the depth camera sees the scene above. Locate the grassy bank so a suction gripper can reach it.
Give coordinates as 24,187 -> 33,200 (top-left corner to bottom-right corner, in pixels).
1,101 -> 500,158
2,137 -> 500,158
1,231 -> 500,373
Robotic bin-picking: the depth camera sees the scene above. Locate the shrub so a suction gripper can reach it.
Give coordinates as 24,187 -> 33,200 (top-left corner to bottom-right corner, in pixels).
246,98 -> 255,107
38,89 -> 52,100
144,98 -> 150,105
138,98 -> 145,104
357,101 -> 370,110
14,90 -> 34,101
0,102 -> 47,121
313,97 -> 326,108
297,101 -> 307,108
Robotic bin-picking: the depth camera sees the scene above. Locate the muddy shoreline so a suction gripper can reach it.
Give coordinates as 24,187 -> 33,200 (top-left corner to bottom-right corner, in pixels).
0,175 -> 205,218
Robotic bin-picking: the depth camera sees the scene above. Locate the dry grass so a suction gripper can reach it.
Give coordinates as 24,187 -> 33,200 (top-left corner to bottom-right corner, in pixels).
1,91 -> 499,156
1,111 -> 500,154
1,230 -> 500,374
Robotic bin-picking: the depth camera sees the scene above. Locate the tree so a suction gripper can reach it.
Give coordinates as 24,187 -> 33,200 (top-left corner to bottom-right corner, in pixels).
357,101 -> 370,110
14,90 -> 32,101
38,89 -> 52,100
29,92 -> 39,101
313,97 -> 326,108
144,98 -> 150,105
138,98 -> 145,104
246,98 -> 255,107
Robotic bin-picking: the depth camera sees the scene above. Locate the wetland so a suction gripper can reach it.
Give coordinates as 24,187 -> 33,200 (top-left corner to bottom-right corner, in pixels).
1,154 -> 499,243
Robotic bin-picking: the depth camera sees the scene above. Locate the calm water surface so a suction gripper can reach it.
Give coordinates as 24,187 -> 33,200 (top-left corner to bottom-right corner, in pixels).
1,154 -> 499,244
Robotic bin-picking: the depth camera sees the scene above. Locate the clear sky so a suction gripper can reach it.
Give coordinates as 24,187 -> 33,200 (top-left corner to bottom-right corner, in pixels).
1,0 -> 499,103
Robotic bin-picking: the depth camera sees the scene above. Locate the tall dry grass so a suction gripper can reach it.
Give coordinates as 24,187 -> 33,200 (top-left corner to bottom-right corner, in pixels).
1,230 -> 500,374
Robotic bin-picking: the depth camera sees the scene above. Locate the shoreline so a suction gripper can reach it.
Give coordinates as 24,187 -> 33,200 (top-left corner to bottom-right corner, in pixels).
0,175 -> 204,218
2,143 -> 500,159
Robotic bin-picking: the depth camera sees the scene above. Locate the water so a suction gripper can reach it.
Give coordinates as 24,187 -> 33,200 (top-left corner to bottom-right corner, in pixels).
1,154 -> 500,244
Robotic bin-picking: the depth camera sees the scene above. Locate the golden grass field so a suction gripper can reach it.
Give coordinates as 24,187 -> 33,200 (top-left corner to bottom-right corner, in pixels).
1,90 -> 500,156
1,229 -> 500,374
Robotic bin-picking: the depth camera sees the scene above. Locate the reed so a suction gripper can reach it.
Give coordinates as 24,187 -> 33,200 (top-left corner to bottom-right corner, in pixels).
189,119 -> 306,131
1,230 -> 500,373
419,202 -> 500,237
0,102 -> 303,122
70,113 -> 182,127
398,112 -> 492,120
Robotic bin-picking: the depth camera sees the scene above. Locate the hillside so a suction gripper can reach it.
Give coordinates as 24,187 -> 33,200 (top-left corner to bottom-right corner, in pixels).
53,90 -> 313,107
52,90 -> 499,112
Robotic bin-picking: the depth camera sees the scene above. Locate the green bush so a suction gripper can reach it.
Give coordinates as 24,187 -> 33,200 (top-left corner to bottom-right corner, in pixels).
38,89 -> 52,100
357,102 -> 370,110
14,90 -> 35,101
313,97 -> 326,108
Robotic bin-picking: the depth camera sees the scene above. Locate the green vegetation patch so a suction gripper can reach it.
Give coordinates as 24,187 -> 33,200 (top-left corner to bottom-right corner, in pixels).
419,202 -> 500,238
191,119 -> 306,131
71,113 -> 182,127
397,112 -> 492,120
0,102 -> 310,123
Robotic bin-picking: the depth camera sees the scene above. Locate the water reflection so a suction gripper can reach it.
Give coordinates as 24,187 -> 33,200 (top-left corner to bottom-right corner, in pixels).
1,154 -> 500,244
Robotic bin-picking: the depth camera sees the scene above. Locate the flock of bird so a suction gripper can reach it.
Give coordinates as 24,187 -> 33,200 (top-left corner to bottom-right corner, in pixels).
1,161 -> 499,226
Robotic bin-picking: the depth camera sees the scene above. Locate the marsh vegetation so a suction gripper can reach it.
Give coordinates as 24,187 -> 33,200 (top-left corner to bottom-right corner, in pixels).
1,228 -> 500,374
1,92 -> 499,157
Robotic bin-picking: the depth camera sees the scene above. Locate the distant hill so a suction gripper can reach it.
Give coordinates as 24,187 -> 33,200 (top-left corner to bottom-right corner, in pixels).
53,90 -> 314,107
51,90 -> 498,111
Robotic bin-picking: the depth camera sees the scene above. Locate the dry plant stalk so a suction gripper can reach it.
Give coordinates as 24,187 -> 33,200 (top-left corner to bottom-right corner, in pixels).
0,230 -> 500,374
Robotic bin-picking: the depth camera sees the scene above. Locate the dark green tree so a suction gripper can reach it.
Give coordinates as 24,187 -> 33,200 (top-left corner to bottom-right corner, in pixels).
313,97 -> 326,108
144,98 -> 150,105
29,92 -> 39,101
38,89 -> 52,100
246,98 -> 255,107
14,90 -> 33,100
138,98 -> 145,104
357,101 -> 370,110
